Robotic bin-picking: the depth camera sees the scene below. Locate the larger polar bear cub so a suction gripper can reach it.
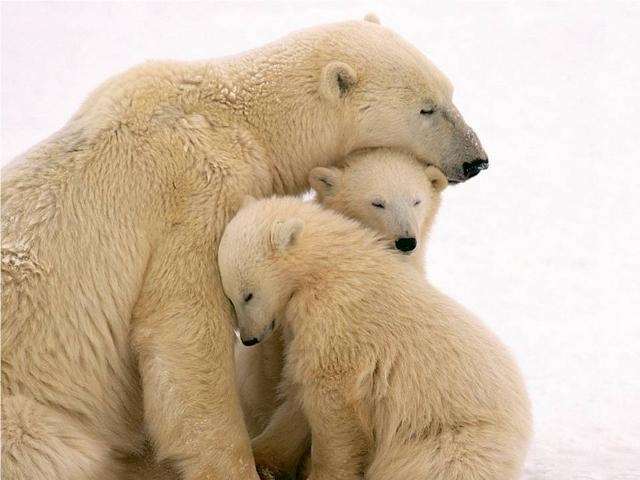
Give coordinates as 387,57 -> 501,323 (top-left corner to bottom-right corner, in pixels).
1,15 -> 487,480
219,197 -> 531,480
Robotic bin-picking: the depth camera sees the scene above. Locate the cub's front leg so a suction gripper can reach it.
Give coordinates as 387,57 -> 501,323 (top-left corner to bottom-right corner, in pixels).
133,228 -> 258,480
251,395 -> 310,478
303,387 -> 366,480
236,327 -> 287,438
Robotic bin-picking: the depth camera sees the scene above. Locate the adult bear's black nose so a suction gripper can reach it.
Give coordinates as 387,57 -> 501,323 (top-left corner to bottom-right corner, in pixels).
462,158 -> 489,179
395,237 -> 417,252
242,337 -> 259,346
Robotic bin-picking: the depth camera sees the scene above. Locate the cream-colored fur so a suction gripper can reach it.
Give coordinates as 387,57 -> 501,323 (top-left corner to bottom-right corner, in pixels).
310,149 -> 447,272
1,15 -> 487,479
236,149 -> 447,439
219,197 -> 532,480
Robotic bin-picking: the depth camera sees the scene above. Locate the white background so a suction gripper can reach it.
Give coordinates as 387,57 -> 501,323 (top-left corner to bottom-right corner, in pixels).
2,2 -> 639,479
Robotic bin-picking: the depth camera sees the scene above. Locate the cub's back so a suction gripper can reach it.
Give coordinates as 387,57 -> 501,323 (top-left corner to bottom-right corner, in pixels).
354,275 -> 529,438
290,253 -> 529,439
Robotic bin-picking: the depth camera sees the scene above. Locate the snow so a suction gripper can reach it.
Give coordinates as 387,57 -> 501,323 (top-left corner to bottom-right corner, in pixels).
2,2 -> 639,478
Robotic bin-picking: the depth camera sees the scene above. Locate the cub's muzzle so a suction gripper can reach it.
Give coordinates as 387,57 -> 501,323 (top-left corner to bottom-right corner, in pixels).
395,237 -> 417,252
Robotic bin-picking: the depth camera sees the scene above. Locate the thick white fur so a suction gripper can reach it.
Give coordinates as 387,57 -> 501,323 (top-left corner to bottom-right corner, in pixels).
1,16 -> 486,479
219,197 -> 532,480
236,149 -> 447,439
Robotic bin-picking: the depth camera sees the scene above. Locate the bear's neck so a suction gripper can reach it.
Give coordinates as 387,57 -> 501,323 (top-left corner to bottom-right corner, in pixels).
200,41 -> 354,196
290,221 -> 399,293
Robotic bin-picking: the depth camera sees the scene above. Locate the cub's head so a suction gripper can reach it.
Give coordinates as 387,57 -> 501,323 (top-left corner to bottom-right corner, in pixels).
312,15 -> 488,183
309,149 -> 447,256
218,197 -> 304,346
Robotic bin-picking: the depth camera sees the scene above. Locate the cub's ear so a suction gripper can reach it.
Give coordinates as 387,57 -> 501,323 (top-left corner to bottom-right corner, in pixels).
270,218 -> 304,252
320,62 -> 357,101
363,13 -> 381,24
425,166 -> 448,193
309,167 -> 342,198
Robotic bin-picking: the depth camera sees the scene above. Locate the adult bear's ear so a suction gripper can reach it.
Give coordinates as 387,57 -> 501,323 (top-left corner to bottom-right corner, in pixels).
309,167 -> 342,198
320,62 -> 357,102
270,219 -> 304,252
425,166 -> 448,193
363,13 -> 381,24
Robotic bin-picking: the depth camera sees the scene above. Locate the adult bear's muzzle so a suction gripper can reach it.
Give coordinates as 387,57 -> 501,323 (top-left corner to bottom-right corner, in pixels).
462,158 -> 489,180
440,105 -> 489,184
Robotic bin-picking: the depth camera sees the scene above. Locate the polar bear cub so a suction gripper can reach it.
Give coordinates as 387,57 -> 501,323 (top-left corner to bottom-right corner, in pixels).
236,150 -> 448,439
220,197 -> 532,480
309,148 -> 447,272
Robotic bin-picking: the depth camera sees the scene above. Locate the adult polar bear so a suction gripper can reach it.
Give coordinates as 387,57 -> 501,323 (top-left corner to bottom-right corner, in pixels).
1,15 -> 487,480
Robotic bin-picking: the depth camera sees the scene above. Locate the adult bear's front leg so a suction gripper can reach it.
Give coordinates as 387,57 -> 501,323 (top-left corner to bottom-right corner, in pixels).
132,227 -> 258,480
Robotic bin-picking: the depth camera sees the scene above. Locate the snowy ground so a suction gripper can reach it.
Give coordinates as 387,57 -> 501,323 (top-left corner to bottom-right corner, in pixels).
2,2 -> 639,479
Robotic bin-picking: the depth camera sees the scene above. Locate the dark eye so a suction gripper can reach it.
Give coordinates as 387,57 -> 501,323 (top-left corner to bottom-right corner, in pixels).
371,202 -> 385,209
414,199 -> 421,206
244,293 -> 253,303
420,108 -> 435,115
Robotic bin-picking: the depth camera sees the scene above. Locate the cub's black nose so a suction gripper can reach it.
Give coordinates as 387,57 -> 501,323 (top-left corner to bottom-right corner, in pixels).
462,158 -> 489,179
395,237 -> 417,252
242,337 -> 259,346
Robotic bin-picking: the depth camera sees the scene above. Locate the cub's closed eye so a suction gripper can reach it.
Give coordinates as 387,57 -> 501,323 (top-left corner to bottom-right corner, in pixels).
244,293 -> 253,303
414,200 -> 422,206
371,202 -> 385,209
420,108 -> 435,115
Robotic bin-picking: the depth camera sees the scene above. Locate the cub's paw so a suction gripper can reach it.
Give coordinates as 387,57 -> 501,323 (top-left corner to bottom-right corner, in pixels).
256,464 -> 293,480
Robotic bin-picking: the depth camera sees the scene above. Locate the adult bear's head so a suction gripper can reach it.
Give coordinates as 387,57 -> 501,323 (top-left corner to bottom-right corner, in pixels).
310,15 -> 488,183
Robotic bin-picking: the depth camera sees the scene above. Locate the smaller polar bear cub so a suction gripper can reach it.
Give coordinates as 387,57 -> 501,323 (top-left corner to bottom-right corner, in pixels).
220,197 -> 532,480
309,148 -> 447,273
